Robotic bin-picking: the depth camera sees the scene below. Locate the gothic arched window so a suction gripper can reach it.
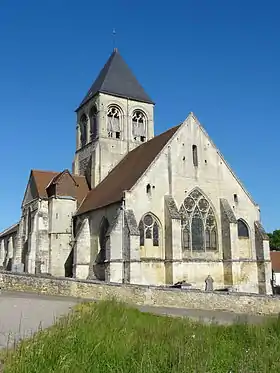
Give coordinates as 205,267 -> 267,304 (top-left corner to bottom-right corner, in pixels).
180,189 -> 218,251
107,106 -> 121,139
90,105 -> 98,140
80,114 -> 88,147
139,213 -> 160,247
237,219 -> 249,238
132,110 -> 146,142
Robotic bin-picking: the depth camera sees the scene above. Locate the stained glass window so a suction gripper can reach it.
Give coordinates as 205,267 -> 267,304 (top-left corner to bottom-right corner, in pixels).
206,229 -> 210,249
182,226 -> 190,249
144,214 -> 153,226
180,188 -> 218,252
192,215 -> 204,251
237,219 -> 249,238
153,221 -> 159,246
139,213 -> 160,247
139,220 -> 144,246
146,227 -> 152,239
210,229 -> 217,249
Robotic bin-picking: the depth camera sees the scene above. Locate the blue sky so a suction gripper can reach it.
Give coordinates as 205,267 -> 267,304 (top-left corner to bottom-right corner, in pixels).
0,0 -> 279,233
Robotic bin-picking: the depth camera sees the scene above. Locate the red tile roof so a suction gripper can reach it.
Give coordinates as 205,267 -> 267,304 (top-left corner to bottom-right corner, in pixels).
76,124 -> 181,215
31,170 -> 89,207
270,251 -> 280,272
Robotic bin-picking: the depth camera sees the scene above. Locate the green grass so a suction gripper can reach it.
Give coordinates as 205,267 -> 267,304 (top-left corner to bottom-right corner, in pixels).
2,300 -> 280,373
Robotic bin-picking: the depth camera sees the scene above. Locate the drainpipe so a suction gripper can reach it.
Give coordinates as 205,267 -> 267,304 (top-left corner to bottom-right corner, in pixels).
121,191 -> 126,283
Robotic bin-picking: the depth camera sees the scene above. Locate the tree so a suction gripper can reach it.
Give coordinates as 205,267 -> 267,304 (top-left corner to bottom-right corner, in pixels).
267,230 -> 280,250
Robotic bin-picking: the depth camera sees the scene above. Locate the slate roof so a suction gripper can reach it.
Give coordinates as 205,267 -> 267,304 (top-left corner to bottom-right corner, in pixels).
76,124 -> 181,215
77,49 -> 154,110
31,170 -> 89,207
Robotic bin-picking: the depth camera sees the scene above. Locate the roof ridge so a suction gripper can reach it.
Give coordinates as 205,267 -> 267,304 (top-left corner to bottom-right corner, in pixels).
31,169 -> 59,174
27,169 -> 89,207
76,123 -> 181,215
192,113 -> 258,207
129,124 -> 182,192
94,124 -> 181,190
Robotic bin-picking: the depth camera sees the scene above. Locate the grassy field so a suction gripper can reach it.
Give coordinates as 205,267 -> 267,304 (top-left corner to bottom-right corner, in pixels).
2,300 -> 280,373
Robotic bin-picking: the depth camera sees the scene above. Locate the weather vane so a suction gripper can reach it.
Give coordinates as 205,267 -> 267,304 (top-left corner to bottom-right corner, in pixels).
113,28 -> 117,51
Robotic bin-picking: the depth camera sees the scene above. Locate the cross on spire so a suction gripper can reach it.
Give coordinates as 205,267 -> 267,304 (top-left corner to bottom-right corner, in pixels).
112,28 -> 117,51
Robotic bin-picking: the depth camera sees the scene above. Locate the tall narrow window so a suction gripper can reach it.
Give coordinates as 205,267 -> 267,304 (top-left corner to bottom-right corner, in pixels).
98,217 -> 109,263
90,105 -> 98,140
80,114 -> 88,147
27,208 -> 32,235
107,106 -> 121,139
206,229 -> 210,249
132,110 -> 146,142
182,226 -> 190,250
180,189 -> 218,252
210,229 -> 217,249
192,145 -> 198,167
139,213 -> 160,247
153,221 -> 159,246
99,218 -> 109,250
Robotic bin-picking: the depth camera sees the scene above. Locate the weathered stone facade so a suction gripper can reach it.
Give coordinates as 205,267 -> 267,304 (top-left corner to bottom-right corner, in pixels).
0,170 -> 88,277
0,223 -> 18,271
0,49 -> 272,295
73,92 -> 155,188
70,110 -> 271,294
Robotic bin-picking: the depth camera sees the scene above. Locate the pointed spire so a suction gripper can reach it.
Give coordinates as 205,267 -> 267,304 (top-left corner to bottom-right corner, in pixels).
76,49 -> 154,111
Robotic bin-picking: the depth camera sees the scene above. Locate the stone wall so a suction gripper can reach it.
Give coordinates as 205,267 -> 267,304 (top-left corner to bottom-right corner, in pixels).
1,271 -> 280,315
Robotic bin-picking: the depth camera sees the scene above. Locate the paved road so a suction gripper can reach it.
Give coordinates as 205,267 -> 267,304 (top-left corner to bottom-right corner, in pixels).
0,291 -> 276,350
0,291 -> 76,349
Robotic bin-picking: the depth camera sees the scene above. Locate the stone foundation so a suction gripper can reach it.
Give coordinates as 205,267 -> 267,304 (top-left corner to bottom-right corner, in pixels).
0,271 -> 279,315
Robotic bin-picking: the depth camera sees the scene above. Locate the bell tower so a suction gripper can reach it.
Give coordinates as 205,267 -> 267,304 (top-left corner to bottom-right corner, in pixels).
73,49 -> 155,189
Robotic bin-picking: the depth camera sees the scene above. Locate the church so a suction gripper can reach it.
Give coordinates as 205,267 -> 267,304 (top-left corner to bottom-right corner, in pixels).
0,49 -> 272,294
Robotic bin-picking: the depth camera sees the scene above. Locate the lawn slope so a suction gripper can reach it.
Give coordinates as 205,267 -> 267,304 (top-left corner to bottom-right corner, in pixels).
2,300 -> 280,373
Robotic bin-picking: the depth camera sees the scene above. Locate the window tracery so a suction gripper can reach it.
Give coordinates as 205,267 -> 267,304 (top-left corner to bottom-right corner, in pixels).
180,189 -> 217,251
132,110 -> 146,142
139,213 -> 160,247
107,106 -> 121,138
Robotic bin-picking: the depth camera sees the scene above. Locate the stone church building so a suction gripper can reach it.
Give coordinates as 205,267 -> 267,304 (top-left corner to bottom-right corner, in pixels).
0,49 -> 272,294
